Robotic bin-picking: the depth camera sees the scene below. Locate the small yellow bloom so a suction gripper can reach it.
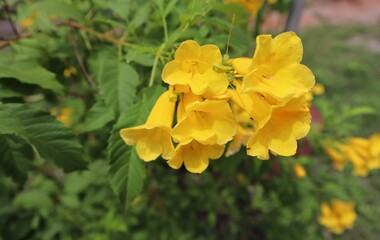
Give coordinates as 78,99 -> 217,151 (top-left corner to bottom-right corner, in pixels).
241,32 -> 315,101
120,89 -> 176,161
172,92 -> 236,145
63,66 -> 77,78
20,18 -> 34,29
318,199 -> 356,234
268,0 -> 277,4
324,142 -> 347,170
51,107 -> 72,127
312,83 -> 325,96
162,40 -> 229,98
293,163 -> 306,179
167,139 -> 225,174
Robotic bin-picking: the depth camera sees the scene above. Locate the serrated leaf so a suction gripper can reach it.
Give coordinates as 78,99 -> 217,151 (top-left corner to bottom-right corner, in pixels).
81,99 -> 115,133
107,85 -> 165,208
91,51 -> 139,116
0,54 -> 63,94
0,104 -> 87,172
0,135 -> 33,184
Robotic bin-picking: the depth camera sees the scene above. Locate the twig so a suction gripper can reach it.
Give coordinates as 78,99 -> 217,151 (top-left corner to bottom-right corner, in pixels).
2,0 -> 18,36
0,32 -> 31,49
68,28 -> 97,91
66,19 -> 138,48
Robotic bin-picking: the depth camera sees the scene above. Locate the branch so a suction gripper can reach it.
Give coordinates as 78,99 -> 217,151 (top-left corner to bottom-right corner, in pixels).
0,32 -> 31,49
1,0 -> 18,36
68,28 -> 97,91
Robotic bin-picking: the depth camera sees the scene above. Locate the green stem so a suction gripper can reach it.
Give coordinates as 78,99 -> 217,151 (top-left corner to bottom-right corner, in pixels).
149,44 -> 165,87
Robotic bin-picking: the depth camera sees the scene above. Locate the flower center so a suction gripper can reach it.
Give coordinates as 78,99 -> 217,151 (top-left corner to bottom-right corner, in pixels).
183,60 -> 200,78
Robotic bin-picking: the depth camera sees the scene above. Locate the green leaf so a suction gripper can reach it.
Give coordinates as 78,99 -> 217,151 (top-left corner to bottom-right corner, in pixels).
81,99 -> 115,133
0,81 -> 34,99
0,104 -> 87,172
91,51 -> 140,116
0,135 -> 33,184
0,53 -> 64,94
107,85 -> 165,208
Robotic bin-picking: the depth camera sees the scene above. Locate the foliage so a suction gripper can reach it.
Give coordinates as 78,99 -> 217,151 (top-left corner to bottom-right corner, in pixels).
0,0 -> 379,239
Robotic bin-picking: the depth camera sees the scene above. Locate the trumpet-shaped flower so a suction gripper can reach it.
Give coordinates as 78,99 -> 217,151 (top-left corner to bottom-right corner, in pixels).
318,199 -> 357,234
162,40 -> 229,98
241,32 -> 315,100
172,92 -> 236,145
120,89 -> 176,161
167,139 -> 225,174
246,94 -> 311,160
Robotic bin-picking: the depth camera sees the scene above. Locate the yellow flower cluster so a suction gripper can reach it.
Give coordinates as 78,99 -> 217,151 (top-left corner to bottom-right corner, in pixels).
318,199 -> 357,234
325,133 -> 380,176
120,32 -> 315,173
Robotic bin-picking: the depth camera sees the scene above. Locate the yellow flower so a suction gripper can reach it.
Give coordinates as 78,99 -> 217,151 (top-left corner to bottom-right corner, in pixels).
120,89 -> 176,161
293,163 -> 306,179
51,107 -> 72,127
346,137 -> 380,176
172,92 -> 236,145
324,142 -> 348,170
246,94 -> 311,160
63,66 -> 77,78
268,0 -> 277,4
225,0 -> 264,16
162,40 -> 229,98
20,17 -> 34,29
240,32 -> 315,101
312,83 -> 325,96
318,199 -> 356,234
167,139 -> 225,174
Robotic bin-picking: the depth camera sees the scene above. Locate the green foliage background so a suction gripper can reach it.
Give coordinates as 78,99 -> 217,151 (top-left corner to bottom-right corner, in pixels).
0,0 -> 379,239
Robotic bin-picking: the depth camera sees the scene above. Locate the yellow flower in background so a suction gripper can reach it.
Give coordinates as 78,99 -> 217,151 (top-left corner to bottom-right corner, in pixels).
51,107 -> 72,127
162,40 -> 229,98
63,66 -> 77,78
20,18 -> 34,29
324,142 -> 348,170
312,83 -> 325,96
19,12 -> 39,29
225,0 -> 264,16
268,0 -> 277,4
241,32 -> 315,101
172,92 -> 236,145
167,139 -> 225,174
293,163 -> 306,179
346,137 -> 380,176
318,199 -> 357,234
246,95 -> 311,160
120,89 -> 176,161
